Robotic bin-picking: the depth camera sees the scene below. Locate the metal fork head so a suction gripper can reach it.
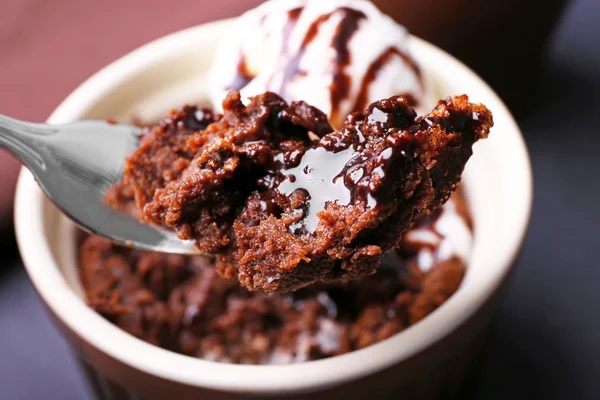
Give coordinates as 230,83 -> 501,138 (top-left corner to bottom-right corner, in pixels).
0,115 -> 200,255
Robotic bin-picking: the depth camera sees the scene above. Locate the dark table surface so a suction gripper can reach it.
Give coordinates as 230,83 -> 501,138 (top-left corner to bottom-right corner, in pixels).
1,0 -> 599,399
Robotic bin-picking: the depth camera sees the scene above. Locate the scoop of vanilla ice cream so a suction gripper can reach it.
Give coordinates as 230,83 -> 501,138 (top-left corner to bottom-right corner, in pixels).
209,0 -> 435,129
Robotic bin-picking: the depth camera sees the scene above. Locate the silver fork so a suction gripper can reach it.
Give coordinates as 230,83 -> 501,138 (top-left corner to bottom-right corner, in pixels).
1,115 -> 199,254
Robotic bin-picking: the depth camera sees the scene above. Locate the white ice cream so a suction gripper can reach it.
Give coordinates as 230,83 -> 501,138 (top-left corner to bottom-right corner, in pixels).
402,197 -> 474,272
209,0 -> 435,128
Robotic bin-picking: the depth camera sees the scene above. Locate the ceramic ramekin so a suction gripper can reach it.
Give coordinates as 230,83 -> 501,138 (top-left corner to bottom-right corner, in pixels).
15,19 -> 532,400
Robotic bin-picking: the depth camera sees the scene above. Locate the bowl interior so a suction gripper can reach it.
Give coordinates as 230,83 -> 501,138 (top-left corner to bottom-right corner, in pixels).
16,20 -> 531,393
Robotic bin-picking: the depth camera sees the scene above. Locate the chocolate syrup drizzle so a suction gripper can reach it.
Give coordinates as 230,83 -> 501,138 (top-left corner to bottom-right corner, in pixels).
227,6 -> 422,127
277,7 -> 366,121
274,101 -> 424,234
328,8 -> 366,124
352,47 -> 422,113
226,56 -> 255,91
280,9 -> 329,93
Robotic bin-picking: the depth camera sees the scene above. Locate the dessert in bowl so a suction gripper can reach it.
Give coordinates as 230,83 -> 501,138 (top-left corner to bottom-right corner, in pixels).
15,1 -> 531,399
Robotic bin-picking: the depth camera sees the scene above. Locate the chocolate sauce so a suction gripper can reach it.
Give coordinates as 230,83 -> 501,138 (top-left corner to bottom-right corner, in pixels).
226,56 -> 254,91
273,96 -> 432,235
367,107 -> 389,125
329,8 -> 366,124
277,145 -> 356,233
263,7 -> 304,93
281,7 -> 304,55
353,47 -> 422,113
280,11 -> 331,95
229,8 -> 304,91
273,7 -> 366,123
397,49 -> 422,88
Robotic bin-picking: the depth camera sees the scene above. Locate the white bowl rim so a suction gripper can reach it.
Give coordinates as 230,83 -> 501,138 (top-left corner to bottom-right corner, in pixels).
14,19 -> 533,394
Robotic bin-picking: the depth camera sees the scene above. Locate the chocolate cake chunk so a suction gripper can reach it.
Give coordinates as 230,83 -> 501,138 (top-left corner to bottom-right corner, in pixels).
79,236 -> 175,347
119,92 -> 491,292
139,92 -> 331,255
